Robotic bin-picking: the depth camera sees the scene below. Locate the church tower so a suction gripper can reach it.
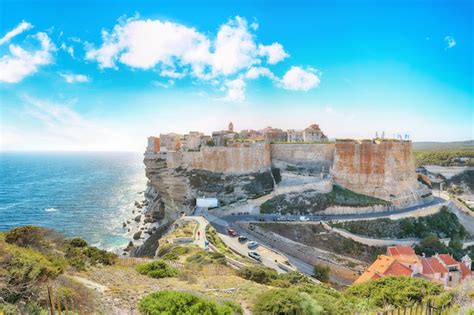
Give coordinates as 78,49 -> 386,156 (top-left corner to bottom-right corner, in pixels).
228,122 -> 234,132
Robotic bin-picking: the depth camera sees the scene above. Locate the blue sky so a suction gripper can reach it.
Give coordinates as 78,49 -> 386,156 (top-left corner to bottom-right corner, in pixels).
0,0 -> 472,151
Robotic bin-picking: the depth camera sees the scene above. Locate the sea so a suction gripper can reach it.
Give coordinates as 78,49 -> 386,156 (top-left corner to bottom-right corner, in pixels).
0,151 -> 147,252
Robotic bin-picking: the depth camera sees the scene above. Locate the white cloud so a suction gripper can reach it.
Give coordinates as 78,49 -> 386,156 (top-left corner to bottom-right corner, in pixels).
59,72 -> 90,83
222,78 -> 246,102
8,95 -> 139,151
86,15 -> 320,99
0,32 -> 56,83
152,79 -> 175,88
244,66 -> 276,80
60,43 -> 74,57
258,43 -> 288,64
444,36 -> 456,49
280,66 -> 320,91
0,21 -> 33,45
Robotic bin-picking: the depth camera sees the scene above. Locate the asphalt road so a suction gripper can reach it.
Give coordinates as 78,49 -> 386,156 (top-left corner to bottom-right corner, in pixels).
220,196 -> 445,223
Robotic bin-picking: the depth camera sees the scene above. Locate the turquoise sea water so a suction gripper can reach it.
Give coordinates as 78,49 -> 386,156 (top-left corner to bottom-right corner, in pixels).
0,152 -> 146,251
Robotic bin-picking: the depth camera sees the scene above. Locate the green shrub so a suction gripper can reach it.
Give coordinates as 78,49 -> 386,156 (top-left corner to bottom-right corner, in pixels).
136,260 -> 179,279
186,250 -> 226,266
5,225 -> 63,251
157,244 -> 190,261
67,238 -> 88,248
236,266 -> 278,284
345,276 -> 443,308
138,290 -> 240,314
313,264 -> 330,282
252,288 -> 323,315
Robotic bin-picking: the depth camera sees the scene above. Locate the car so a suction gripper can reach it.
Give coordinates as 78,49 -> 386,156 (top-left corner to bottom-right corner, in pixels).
238,236 -> 248,243
299,216 -> 310,222
227,229 -> 237,237
247,241 -> 258,249
248,250 -> 262,261
276,216 -> 286,221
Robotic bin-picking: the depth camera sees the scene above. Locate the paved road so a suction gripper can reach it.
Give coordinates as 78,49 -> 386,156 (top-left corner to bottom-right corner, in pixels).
219,196 -> 445,223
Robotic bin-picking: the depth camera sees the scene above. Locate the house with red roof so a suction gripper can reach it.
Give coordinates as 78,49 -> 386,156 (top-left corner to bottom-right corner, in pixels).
355,246 -> 472,288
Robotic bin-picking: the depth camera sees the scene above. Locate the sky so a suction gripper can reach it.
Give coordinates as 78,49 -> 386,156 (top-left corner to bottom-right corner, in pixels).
0,0 -> 472,151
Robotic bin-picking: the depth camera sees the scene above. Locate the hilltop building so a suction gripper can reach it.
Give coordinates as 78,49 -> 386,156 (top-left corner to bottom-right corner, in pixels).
355,246 -> 472,288
303,124 -> 328,142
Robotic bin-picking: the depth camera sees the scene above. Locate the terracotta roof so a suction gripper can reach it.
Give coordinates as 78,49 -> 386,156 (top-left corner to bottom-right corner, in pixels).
354,255 -> 412,284
421,257 -> 448,274
460,263 -> 472,279
387,246 -> 420,264
438,254 -> 458,266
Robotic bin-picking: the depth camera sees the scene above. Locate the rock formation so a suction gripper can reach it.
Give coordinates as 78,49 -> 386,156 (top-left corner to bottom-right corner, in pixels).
332,140 -> 432,207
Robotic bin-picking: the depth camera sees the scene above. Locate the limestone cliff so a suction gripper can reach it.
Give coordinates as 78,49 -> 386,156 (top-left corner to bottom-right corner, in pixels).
332,141 -> 432,207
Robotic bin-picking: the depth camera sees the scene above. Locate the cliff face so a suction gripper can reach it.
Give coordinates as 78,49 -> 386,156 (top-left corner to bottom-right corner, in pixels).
144,147 -> 274,215
332,141 -> 432,207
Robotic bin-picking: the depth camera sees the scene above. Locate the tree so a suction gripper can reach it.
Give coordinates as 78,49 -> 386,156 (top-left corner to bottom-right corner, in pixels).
313,264 -> 330,282
414,234 -> 449,257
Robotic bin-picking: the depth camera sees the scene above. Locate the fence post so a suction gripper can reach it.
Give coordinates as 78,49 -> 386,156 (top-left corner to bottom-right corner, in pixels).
47,286 -> 55,315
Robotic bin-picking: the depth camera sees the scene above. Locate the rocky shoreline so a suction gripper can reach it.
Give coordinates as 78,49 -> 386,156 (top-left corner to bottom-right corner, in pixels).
120,182 -> 169,257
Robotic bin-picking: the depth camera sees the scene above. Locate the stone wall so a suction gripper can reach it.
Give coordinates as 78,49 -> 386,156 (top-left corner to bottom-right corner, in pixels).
332,141 -> 431,207
270,143 -> 335,173
166,143 -> 271,174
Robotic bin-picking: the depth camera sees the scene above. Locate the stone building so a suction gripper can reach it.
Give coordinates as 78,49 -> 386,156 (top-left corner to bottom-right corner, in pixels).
261,127 -> 287,143
159,133 -> 181,152
287,129 -> 304,142
146,136 -> 160,153
183,131 -> 204,151
303,124 -> 328,142
212,122 -> 237,146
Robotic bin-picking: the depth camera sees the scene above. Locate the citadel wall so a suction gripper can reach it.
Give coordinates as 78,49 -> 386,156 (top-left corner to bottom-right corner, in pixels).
270,143 -> 335,172
165,143 -> 271,174
331,141 -> 431,207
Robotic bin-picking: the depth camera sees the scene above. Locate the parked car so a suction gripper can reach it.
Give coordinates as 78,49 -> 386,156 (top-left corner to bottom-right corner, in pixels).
299,216 -> 310,222
248,251 -> 262,261
276,216 -> 286,221
247,241 -> 258,249
227,229 -> 237,237
238,236 -> 248,243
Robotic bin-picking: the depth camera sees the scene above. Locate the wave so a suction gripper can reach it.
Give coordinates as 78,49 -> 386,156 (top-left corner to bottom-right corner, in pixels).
44,207 -> 58,212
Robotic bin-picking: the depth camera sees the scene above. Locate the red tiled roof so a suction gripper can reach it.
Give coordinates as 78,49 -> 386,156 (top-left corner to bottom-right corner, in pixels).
384,260 -> 413,277
460,263 -> 472,279
355,255 -> 412,284
421,257 -> 448,274
386,246 -> 419,264
438,254 -> 458,266
387,246 -> 416,256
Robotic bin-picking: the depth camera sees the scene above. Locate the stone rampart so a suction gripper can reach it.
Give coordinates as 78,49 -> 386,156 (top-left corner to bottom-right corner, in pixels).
270,143 -> 335,172
332,141 -> 431,207
166,143 -> 271,174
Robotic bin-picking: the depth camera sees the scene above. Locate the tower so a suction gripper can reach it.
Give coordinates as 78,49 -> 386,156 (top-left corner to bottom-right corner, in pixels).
228,122 -> 234,132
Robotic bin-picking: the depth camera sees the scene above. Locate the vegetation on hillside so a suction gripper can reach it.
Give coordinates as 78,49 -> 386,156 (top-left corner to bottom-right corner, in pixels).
135,260 -> 179,278
330,206 -> 467,240
260,185 -> 390,215
414,150 -> 474,167
0,225 -> 116,313
139,291 -> 242,315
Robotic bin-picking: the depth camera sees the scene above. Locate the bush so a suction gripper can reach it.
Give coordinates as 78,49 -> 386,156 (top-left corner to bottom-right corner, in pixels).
252,288 -> 323,315
5,225 -> 63,252
346,276 -> 443,308
157,244 -> 190,261
186,251 -> 226,266
138,291 -> 240,314
236,266 -> 278,284
414,234 -> 449,257
0,241 -> 65,303
313,264 -> 330,282
136,260 -> 179,279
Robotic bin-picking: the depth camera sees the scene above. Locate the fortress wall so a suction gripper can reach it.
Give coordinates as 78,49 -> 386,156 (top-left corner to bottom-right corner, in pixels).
166,143 -> 271,174
332,141 -> 429,207
270,143 -> 335,171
